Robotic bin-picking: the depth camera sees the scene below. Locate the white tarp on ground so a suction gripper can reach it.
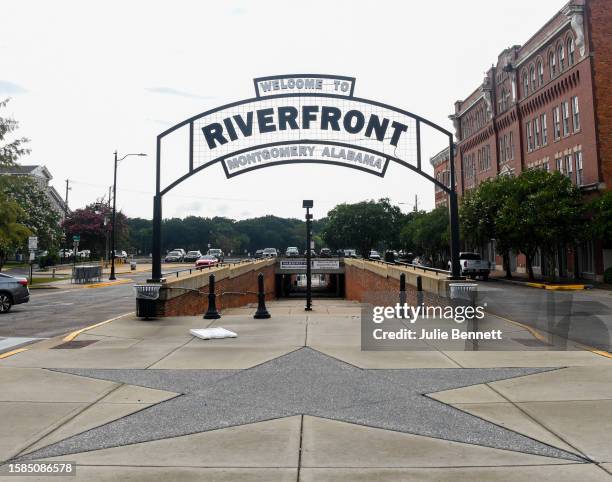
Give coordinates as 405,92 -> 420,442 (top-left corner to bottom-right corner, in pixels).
189,328 -> 237,340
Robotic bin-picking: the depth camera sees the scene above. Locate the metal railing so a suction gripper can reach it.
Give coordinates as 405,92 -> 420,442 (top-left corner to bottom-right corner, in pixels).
366,258 -> 451,276
161,258 -> 254,279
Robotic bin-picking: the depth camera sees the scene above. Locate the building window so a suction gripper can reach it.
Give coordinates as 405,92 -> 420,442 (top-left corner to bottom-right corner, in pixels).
537,60 -> 544,86
541,113 -> 548,145
549,51 -> 556,78
485,144 -> 491,170
553,106 -> 561,140
572,96 -> 580,132
556,157 -> 563,173
509,131 -> 514,160
567,37 -> 575,65
522,71 -> 529,97
558,44 -> 565,71
562,101 -> 570,136
543,160 -> 550,172
499,137 -> 506,163
534,117 -> 541,149
564,154 -> 573,182
575,150 -> 583,186
529,65 -> 536,92
526,121 -> 533,151
580,240 -> 594,274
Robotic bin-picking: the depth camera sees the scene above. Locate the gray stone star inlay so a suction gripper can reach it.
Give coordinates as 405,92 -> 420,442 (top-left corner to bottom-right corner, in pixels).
18,348 -> 584,462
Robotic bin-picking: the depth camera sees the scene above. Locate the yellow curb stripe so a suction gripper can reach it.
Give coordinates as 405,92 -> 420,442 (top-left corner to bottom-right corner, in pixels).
486,311 -> 549,343
63,312 -> 135,342
0,347 -> 28,359
525,282 -> 585,291
576,343 -> 612,359
84,279 -> 133,289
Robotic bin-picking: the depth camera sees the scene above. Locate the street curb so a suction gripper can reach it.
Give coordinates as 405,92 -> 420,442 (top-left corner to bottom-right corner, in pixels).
63,311 -> 135,341
83,279 -> 133,289
493,277 -> 591,291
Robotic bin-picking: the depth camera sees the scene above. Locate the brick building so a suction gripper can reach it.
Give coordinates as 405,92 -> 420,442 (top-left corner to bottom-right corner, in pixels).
431,0 -> 611,281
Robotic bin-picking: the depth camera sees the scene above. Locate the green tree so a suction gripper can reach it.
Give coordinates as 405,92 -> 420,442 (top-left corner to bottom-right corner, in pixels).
0,191 -> 31,270
460,176 -> 515,277
321,198 -> 402,257
0,98 -> 30,167
0,176 -> 62,254
500,169 -> 583,281
590,190 -> 612,245
400,208 -> 449,266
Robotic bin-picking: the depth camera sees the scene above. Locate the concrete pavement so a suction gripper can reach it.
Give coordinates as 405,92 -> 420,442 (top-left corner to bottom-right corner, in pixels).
1,299 -> 611,480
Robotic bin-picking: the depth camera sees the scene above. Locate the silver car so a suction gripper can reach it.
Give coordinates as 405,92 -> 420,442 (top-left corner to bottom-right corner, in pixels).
0,273 -> 30,313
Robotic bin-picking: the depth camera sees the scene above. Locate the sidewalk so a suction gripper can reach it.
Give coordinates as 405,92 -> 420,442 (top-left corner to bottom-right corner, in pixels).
0,300 -> 611,480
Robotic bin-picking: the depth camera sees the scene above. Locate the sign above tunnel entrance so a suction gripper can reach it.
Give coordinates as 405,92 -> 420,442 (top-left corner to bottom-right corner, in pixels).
183,74 -> 422,180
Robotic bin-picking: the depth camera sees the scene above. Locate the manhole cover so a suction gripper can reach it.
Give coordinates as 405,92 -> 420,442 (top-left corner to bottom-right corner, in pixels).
53,340 -> 98,349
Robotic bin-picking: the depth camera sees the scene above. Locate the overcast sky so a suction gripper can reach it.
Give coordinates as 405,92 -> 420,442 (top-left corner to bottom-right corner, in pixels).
2,0 -> 565,220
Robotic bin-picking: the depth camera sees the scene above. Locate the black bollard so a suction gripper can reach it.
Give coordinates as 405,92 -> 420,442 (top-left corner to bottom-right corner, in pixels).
416,275 -> 424,306
203,273 -> 221,319
254,273 -> 271,319
399,273 -> 407,306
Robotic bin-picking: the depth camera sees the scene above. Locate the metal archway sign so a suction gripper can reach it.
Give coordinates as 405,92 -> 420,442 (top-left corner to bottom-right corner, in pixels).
150,74 -> 461,281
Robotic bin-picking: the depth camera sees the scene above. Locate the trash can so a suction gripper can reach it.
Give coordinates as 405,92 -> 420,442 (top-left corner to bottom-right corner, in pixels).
134,284 -> 161,318
130,261 -> 137,271
449,283 -> 478,305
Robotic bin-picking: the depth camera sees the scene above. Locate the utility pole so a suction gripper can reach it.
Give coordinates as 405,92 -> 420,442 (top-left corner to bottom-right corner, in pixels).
64,179 -> 71,212
414,194 -> 418,212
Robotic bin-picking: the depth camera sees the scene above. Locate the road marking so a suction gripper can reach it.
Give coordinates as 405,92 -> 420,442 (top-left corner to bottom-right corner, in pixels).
63,311 -> 135,341
0,348 -> 28,359
525,282 -> 587,290
84,279 -> 133,289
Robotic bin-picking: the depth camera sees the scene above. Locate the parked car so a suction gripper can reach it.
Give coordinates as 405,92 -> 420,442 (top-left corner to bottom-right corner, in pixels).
413,256 -> 433,268
303,249 -> 317,257
319,248 -> 332,258
285,247 -> 299,257
113,250 -> 128,261
368,250 -> 381,260
343,249 -> 357,258
254,249 -> 264,259
59,249 -> 73,258
207,248 -> 224,262
195,255 -> 219,268
164,250 -> 184,262
78,249 -> 91,258
0,273 -> 30,313
450,252 -> 491,280
173,248 -> 186,257
184,250 -> 202,262
262,248 -> 278,258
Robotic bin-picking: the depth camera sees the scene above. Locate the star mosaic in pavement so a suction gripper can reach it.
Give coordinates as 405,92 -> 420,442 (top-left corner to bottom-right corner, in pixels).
19,348 -> 584,462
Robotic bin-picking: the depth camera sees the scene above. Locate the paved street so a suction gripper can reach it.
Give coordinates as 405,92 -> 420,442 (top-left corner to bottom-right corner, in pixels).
1,299 -> 611,480
475,279 -> 612,352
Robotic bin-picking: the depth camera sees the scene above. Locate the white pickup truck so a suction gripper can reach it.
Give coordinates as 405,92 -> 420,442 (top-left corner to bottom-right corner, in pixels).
449,252 -> 492,280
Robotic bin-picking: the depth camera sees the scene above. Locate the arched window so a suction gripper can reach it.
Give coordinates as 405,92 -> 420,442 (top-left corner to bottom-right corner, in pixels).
549,51 -> 556,78
558,44 -> 565,71
567,37 -> 575,65
522,71 -> 529,96
500,87 -> 507,112
537,60 -> 544,85
529,65 -> 536,91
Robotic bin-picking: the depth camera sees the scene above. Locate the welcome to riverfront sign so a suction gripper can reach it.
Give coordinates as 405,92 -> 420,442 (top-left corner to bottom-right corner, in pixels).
169,74 -> 428,182
150,74 -> 462,282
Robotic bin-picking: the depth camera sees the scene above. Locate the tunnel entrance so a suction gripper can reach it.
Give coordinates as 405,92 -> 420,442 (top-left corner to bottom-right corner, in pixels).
275,272 -> 345,298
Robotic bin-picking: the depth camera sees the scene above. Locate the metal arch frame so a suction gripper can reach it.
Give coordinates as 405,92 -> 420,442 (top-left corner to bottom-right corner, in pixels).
150,88 -> 461,282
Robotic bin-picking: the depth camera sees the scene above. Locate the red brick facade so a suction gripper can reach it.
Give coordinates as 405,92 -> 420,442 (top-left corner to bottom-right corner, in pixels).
432,0 -> 612,280
158,265 -> 276,317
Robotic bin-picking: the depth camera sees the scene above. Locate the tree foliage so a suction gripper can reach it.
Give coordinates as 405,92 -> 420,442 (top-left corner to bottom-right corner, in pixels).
0,191 -> 31,270
400,207 -> 449,266
589,190 -> 612,247
321,199 -> 404,256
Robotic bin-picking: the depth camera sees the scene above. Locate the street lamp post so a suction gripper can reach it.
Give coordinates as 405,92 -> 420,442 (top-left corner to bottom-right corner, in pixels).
109,151 -> 147,280
303,200 -> 313,311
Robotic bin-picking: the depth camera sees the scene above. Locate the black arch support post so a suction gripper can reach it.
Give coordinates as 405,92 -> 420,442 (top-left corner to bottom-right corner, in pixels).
447,136 -> 462,279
